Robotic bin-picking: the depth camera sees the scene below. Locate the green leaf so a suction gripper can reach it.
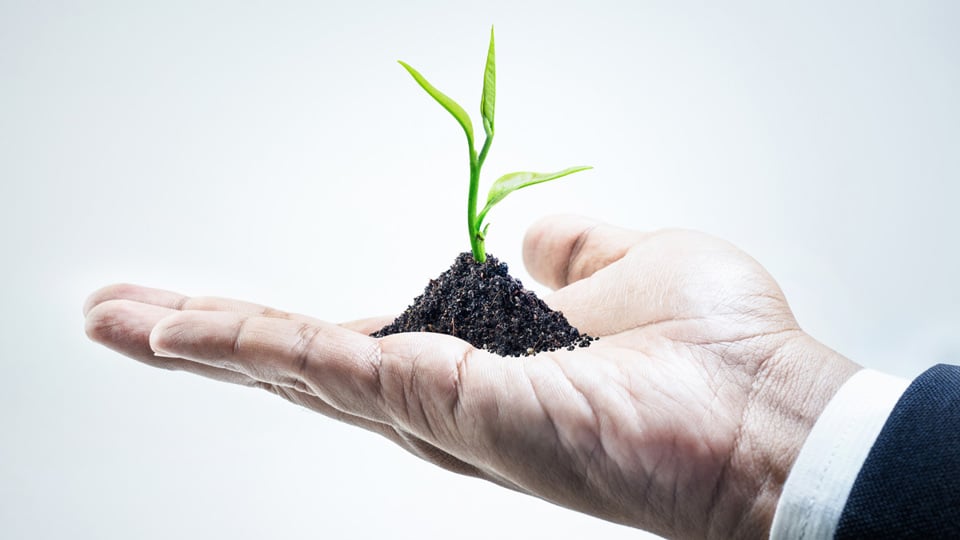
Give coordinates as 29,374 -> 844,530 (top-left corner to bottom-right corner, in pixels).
478,166 -> 592,225
481,26 -> 496,137
398,60 -> 474,146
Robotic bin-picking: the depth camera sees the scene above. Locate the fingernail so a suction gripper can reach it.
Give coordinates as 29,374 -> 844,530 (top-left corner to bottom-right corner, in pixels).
152,349 -> 178,359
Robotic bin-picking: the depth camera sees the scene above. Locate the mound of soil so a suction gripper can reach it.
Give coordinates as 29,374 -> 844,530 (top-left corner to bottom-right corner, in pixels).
372,252 -> 594,357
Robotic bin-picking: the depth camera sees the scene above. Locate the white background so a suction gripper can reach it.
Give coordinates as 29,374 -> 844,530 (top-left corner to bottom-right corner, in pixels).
2,2 -> 958,538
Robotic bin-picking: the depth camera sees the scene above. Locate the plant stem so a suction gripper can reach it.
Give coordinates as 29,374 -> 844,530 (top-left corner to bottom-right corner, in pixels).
468,144 -> 485,263
477,134 -> 493,170
468,134 -> 494,262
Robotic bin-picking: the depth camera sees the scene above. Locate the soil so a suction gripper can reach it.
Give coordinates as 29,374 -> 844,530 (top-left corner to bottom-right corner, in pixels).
372,252 -> 595,357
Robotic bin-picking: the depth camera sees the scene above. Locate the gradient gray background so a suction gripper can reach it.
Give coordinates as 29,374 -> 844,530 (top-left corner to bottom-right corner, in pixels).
2,2 -> 958,538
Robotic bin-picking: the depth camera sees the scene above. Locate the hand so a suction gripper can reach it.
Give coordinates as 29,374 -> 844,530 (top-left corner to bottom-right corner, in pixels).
84,215 -> 859,539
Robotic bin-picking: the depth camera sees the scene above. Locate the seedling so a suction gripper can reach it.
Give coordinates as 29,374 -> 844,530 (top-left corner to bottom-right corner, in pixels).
377,28 -> 596,354
399,27 -> 591,263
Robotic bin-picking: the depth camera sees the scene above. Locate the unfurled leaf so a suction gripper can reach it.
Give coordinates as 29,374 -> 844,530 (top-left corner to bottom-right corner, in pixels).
398,60 -> 475,146
481,26 -> 496,137
478,166 -> 592,225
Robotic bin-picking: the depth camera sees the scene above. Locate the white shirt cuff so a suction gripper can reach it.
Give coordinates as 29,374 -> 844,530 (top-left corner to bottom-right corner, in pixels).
769,368 -> 910,539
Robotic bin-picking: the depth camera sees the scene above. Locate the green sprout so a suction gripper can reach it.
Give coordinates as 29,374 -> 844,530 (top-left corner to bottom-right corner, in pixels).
399,27 -> 591,263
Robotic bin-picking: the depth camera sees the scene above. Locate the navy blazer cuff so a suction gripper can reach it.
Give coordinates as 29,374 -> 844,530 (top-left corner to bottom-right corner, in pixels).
836,364 -> 960,538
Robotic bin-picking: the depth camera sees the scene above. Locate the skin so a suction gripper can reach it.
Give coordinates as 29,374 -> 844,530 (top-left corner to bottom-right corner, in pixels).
84,214 -> 860,539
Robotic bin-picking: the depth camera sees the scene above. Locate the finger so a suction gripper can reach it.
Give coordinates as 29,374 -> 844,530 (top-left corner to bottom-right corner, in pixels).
522,214 -> 645,290
149,310 -> 394,422
84,283 -> 393,333
85,299 -> 259,386
86,298 -> 409,443
86,286 -> 491,467
84,283 -> 299,318
84,283 -> 187,316
147,310 -> 512,447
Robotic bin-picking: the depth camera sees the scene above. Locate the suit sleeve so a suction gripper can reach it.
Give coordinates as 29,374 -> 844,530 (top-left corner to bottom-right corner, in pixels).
770,369 -> 909,539
835,363 -> 960,538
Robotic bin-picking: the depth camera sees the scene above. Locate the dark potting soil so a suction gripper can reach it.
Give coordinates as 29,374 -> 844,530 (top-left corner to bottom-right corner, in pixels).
371,252 -> 595,357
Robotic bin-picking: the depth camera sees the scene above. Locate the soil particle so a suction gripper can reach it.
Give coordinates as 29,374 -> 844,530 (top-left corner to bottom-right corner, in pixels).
372,252 -> 595,357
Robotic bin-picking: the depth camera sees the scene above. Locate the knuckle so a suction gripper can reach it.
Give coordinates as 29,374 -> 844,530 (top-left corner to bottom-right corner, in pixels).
260,306 -> 291,319
290,322 -> 323,378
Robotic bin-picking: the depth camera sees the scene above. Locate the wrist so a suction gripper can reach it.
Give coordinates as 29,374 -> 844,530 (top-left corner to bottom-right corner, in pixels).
708,333 -> 861,539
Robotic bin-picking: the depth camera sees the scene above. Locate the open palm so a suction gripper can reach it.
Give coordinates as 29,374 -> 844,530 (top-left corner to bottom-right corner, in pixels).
84,215 -> 856,539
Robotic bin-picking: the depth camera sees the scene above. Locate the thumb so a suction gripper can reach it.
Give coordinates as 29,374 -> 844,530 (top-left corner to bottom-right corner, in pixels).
522,214 -> 645,290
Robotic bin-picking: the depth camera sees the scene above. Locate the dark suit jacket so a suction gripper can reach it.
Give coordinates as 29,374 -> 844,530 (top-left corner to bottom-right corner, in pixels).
835,364 -> 960,538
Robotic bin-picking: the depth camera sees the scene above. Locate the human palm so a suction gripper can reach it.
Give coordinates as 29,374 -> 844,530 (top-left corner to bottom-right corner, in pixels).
84,215 -> 857,539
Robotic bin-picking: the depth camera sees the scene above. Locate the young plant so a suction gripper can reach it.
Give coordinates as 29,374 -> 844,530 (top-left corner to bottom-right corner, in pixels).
399,27 -> 591,263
